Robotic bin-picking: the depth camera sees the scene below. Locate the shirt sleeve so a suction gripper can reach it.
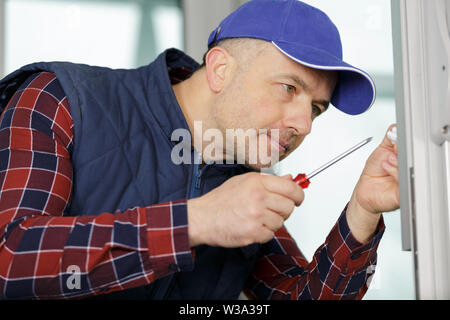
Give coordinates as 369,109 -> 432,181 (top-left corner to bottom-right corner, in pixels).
0,72 -> 194,299
243,205 -> 385,300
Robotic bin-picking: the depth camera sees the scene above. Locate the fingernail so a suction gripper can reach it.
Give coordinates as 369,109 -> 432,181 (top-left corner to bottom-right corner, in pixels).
387,128 -> 397,145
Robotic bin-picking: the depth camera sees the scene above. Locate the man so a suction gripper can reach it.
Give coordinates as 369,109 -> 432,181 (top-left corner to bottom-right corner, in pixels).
0,0 -> 398,299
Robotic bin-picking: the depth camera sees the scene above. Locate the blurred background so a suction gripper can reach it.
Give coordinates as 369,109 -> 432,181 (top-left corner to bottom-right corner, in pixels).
0,0 -> 415,299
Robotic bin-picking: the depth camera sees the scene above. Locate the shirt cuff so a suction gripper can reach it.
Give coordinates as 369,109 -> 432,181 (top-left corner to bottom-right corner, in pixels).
325,204 -> 385,274
145,199 -> 195,278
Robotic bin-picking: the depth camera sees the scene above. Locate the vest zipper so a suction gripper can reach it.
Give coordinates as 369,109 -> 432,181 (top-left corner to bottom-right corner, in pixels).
190,151 -> 204,199
195,167 -> 202,189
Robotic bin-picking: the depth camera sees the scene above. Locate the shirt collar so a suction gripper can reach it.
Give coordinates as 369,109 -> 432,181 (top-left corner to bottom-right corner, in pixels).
146,48 -> 199,146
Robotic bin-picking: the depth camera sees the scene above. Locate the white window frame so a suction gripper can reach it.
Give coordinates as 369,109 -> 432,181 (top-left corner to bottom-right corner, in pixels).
392,0 -> 450,299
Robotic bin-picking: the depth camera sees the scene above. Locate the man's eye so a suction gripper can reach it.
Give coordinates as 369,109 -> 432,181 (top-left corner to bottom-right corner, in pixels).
282,84 -> 296,94
312,105 -> 322,116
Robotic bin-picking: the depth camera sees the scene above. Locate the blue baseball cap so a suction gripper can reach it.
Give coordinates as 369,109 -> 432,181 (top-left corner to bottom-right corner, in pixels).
207,0 -> 376,115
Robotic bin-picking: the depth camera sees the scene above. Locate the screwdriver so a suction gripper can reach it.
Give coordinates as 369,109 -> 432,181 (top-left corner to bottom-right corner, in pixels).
293,137 -> 373,188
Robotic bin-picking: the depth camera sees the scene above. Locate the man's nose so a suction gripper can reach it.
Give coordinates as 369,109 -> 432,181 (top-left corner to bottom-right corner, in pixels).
283,103 -> 312,135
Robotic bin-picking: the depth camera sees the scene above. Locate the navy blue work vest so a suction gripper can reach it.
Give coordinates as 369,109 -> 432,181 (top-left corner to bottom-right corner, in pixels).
0,49 -> 261,299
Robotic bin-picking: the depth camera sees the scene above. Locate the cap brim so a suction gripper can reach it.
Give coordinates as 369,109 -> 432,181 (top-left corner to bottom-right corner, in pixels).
272,40 -> 376,115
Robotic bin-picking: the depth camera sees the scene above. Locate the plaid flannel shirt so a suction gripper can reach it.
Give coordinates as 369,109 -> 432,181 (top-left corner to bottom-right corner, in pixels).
0,71 -> 385,299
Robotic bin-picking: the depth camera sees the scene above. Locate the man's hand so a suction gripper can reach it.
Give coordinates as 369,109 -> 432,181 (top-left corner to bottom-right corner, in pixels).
187,172 -> 304,248
347,124 -> 400,243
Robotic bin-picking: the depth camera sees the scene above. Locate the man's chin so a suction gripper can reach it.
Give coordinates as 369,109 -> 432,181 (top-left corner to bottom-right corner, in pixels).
244,157 -> 283,171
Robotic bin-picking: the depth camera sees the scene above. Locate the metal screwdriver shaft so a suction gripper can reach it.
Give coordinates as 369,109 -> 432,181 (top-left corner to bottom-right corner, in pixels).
308,137 -> 373,179
293,137 -> 373,188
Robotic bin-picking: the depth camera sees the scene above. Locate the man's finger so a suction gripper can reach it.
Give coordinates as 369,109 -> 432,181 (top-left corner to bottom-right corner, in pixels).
382,160 -> 399,182
261,210 -> 284,232
264,193 -> 295,220
261,174 -> 304,206
381,124 -> 397,149
257,228 -> 275,244
388,153 -> 398,168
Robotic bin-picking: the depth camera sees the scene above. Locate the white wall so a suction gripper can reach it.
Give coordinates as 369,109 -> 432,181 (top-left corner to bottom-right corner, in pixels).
182,0 -> 247,63
1,0 -> 183,75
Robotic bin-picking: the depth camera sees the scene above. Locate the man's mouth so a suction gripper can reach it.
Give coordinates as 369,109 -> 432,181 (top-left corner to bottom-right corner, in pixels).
267,133 -> 289,154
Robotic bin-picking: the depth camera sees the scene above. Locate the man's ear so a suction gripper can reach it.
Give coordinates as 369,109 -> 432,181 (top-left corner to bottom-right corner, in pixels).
205,47 -> 232,93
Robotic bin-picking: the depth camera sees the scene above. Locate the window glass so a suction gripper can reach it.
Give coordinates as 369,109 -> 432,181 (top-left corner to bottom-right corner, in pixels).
4,0 -> 183,74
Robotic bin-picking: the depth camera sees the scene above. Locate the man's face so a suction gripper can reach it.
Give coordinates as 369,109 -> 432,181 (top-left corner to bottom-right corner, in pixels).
211,43 -> 338,170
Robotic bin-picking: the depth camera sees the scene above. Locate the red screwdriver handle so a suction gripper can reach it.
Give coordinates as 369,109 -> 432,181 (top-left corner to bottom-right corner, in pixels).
293,173 -> 310,189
